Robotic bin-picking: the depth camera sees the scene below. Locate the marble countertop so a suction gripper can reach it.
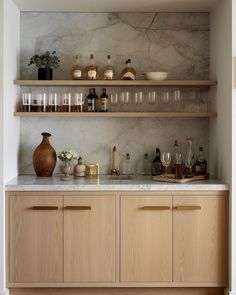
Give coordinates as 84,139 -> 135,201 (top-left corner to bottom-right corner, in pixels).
5,175 -> 229,191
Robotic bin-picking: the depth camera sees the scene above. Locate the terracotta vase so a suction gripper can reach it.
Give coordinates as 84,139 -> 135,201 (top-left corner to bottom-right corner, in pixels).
33,132 -> 57,177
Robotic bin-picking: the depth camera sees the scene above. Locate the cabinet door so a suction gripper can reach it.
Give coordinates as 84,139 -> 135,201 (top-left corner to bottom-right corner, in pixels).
173,195 -> 226,283
64,196 -> 116,282
9,195 -> 63,282
121,196 -> 172,282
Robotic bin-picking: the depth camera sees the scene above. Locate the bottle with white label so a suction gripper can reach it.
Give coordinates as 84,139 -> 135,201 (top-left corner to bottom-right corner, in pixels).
72,55 -> 84,80
121,59 -> 136,80
103,55 -> 114,80
86,54 -> 98,80
99,88 -> 109,112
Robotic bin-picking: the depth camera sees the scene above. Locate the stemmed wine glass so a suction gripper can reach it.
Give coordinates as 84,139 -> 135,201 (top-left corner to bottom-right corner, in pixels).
161,152 -> 171,176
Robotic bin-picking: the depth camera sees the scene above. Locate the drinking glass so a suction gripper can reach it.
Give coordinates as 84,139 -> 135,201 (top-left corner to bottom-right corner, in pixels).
163,90 -> 170,104
72,92 -> 83,112
134,91 -> 143,106
173,89 -> 181,103
161,152 -> 171,175
61,93 -> 72,112
31,93 -> 47,112
148,91 -> 157,105
111,93 -> 119,106
21,92 -> 31,112
48,92 -> 60,112
120,91 -> 129,111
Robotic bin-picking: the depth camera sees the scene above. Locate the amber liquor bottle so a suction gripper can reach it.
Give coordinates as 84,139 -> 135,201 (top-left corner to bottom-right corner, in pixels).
121,59 -> 136,80
86,54 -> 98,80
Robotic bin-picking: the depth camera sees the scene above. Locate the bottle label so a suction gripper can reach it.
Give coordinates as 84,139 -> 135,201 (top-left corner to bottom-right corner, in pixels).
88,70 -> 97,79
100,97 -> 107,111
122,71 -> 135,80
73,70 -> 82,79
104,69 -> 113,80
87,99 -> 95,111
195,165 -> 201,172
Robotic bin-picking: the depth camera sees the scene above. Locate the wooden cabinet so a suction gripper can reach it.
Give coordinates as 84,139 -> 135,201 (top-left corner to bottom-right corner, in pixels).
8,191 -> 227,287
121,196 -> 172,282
173,195 -> 226,283
9,194 -> 115,284
9,195 -> 63,282
64,196 -> 116,282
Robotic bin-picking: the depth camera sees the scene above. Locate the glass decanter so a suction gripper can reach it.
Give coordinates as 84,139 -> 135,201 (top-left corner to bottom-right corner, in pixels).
185,137 -> 195,177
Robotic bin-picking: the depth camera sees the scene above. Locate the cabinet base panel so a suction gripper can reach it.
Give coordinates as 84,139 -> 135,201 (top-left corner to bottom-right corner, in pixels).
9,287 -> 224,295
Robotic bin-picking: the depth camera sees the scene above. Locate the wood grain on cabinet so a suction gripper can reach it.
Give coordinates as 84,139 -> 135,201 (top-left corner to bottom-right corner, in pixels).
173,195 -> 226,283
121,196 -> 172,282
64,196 -> 116,282
9,195 -> 63,282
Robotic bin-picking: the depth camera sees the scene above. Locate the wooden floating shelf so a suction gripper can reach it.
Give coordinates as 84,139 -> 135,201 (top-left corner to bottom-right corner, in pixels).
14,112 -> 217,118
14,80 -> 217,87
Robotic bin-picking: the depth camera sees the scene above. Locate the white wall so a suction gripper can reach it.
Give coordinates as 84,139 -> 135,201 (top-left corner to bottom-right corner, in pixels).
231,1 -> 236,293
210,0 -> 234,292
1,0 -> 20,293
0,0 -> 4,293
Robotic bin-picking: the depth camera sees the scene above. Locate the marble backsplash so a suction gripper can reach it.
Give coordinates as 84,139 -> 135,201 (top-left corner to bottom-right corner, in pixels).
19,12 -> 210,175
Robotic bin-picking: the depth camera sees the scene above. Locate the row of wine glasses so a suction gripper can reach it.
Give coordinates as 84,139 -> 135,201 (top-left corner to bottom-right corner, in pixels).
110,90 -> 181,106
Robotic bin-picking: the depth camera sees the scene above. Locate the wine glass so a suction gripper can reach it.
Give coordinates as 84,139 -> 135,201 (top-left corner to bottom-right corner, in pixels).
120,91 -> 129,111
161,152 -> 171,176
163,90 -> 170,104
134,91 -> 143,105
148,91 -> 157,105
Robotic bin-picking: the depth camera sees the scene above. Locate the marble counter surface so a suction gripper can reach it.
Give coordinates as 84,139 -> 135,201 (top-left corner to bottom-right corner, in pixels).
5,175 -> 228,191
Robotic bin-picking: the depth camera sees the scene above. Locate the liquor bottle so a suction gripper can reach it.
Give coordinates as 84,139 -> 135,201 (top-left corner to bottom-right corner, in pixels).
86,54 -> 98,80
87,88 -> 98,112
172,139 -> 180,173
195,147 -> 207,175
151,147 -> 163,176
142,153 -> 151,175
121,59 -> 136,80
99,88 -> 109,112
72,55 -> 84,80
174,153 -> 184,179
103,55 -> 115,80
121,153 -> 134,175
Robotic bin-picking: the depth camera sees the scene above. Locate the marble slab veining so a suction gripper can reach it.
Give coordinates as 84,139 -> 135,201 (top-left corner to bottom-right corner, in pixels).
19,12 -> 211,176
5,176 -> 228,192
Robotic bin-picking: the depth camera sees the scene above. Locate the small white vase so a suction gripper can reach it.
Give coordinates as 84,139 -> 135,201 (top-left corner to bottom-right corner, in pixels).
61,162 -> 73,180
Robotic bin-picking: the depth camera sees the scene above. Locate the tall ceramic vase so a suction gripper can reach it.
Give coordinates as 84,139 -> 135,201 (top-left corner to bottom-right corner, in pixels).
33,132 -> 57,177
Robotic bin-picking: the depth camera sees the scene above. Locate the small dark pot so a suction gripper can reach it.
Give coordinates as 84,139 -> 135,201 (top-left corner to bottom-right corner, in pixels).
38,68 -> 53,80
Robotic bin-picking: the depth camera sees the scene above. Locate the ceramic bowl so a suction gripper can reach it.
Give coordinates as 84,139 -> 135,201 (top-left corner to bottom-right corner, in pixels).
144,72 -> 169,80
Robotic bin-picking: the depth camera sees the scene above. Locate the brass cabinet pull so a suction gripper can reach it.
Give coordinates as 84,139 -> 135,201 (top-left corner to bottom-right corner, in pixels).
30,206 -> 59,210
64,206 -> 91,210
174,205 -> 201,210
140,206 -> 171,210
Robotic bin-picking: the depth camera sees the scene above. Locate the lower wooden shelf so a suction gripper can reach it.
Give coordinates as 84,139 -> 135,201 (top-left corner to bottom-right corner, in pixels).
14,112 -> 217,118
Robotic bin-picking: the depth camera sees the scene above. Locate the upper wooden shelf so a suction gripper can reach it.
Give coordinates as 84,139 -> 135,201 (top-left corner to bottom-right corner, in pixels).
13,80 -> 217,87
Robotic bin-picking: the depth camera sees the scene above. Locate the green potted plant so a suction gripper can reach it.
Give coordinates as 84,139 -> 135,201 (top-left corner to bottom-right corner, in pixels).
28,51 -> 60,80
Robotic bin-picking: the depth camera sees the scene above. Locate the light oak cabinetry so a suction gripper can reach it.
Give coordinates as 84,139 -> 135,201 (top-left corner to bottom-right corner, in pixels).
64,196 -> 115,282
121,196 -> 172,282
9,195 -> 63,282
7,191 -> 227,288
173,195 -> 226,283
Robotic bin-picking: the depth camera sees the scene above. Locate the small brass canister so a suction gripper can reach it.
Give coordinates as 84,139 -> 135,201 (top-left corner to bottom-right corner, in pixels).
86,163 -> 99,176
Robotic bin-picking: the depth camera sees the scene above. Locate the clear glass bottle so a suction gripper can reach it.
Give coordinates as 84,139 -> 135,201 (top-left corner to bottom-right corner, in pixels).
151,147 -> 163,176
174,153 -> 184,179
195,147 -> 207,175
121,59 -> 136,80
99,88 -> 109,112
72,55 -> 84,80
87,88 -> 98,112
185,138 -> 195,177
86,54 -> 98,80
103,55 -> 115,80
172,140 -> 179,173
121,153 -> 134,175
142,153 -> 151,175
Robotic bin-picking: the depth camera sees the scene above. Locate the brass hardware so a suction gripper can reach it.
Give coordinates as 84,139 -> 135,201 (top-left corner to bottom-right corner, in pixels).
30,206 -> 59,210
174,205 -> 201,210
64,206 -> 91,210
140,206 -> 171,210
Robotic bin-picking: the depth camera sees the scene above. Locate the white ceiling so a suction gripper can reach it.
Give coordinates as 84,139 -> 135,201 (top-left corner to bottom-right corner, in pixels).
13,0 -> 220,12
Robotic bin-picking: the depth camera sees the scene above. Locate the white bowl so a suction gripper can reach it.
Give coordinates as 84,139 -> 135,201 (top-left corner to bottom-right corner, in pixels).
145,72 -> 169,80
